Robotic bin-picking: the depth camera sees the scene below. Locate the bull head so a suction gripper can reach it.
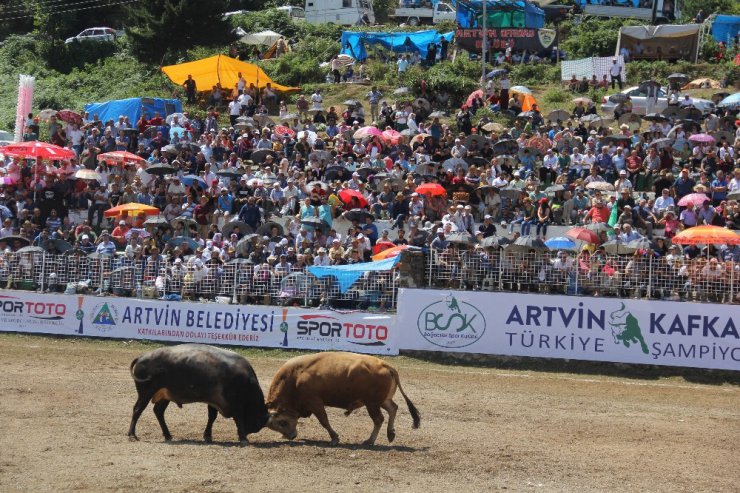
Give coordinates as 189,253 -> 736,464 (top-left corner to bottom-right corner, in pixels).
266,409 -> 299,440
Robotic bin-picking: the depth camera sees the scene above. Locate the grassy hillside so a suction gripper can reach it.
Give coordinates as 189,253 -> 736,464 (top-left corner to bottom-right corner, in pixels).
0,12 -> 737,133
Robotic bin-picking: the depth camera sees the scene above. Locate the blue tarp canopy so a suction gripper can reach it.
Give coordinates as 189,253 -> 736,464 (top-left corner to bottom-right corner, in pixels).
84,97 -> 182,124
456,0 -> 544,29
340,30 -> 454,62
712,15 -> 740,44
308,256 -> 401,294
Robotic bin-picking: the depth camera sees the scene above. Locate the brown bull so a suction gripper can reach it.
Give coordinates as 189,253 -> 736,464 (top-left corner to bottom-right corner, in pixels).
266,352 -> 420,446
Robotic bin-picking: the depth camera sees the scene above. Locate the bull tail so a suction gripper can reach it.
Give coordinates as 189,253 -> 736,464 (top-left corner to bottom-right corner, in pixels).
391,367 -> 420,429
129,357 -> 151,383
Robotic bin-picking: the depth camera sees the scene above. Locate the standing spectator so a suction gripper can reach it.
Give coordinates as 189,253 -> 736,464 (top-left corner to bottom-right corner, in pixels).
183,75 -> 197,104
609,58 -> 623,90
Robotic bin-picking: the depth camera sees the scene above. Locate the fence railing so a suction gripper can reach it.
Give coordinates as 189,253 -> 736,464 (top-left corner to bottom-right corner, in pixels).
0,252 -> 398,311
1,249 -> 736,309
426,247 -> 738,303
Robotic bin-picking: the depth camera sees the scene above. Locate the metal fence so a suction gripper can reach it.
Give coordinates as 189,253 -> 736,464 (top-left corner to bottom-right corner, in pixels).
0,252 -> 398,311
427,247 -> 739,304
1,249 -> 736,309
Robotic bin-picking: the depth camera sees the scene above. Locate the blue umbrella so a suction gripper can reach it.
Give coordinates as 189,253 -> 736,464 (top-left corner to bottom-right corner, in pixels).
168,236 -> 200,250
486,68 -> 508,79
180,174 -> 206,188
717,92 -> 740,109
545,236 -> 577,251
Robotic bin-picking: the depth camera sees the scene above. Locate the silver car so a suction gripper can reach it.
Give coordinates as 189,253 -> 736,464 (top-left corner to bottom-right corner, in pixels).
599,86 -> 715,115
65,27 -> 118,44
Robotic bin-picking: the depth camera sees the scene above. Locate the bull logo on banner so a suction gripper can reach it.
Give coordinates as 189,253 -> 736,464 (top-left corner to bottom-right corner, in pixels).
417,294 -> 486,348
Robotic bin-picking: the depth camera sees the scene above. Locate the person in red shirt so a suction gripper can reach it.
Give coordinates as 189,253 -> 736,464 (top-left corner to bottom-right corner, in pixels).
193,195 -> 212,237
111,220 -> 130,246
584,199 -> 611,224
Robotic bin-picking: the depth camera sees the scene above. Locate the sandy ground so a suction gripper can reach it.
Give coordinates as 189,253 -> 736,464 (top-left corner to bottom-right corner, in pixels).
0,334 -> 737,493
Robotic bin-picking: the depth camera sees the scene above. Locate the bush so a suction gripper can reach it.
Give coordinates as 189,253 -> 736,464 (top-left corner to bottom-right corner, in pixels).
543,87 -> 569,104
508,63 -> 560,86
560,18 -> 641,59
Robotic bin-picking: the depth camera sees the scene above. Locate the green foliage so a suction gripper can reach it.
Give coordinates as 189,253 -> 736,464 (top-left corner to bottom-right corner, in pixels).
257,35 -> 341,87
125,0 -> 237,64
560,18 -> 641,59
543,87 -> 569,104
678,0 -> 740,22
0,37 -> 169,131
625,61 -> 737,85
507,63 -> 561,86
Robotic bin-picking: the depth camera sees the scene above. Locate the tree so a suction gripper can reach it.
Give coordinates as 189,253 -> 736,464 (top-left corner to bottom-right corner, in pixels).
125,0 -> 237,64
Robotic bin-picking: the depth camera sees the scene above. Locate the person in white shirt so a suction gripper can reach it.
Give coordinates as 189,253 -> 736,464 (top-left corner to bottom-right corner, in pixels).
679,95 -> 694,107
396,55 -> 409,73
652,189 -> 675,217
729,168 -> 740,192
310,90 -> 323,110
406,113 -> 419,135
609,58 -> 623,89
228,97 -> 241,125
313,248 -> 330,266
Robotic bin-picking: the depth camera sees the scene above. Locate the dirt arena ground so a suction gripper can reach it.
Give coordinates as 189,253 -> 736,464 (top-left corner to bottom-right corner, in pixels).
0,334 -> 737,493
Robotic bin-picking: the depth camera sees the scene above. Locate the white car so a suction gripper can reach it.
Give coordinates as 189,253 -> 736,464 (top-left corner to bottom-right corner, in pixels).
65,27 -> 118,44
600,86 -> 715,115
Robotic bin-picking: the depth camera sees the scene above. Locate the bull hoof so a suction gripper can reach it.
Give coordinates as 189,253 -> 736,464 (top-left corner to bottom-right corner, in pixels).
344,410 -> 353,417
239,439 -> 249,447
163,435 -> 172,442
329,436 -> 340,447
362,438 -> 376,446
128,434 -> 139,442
203,434 -> 213,443
387,430 -> 396,443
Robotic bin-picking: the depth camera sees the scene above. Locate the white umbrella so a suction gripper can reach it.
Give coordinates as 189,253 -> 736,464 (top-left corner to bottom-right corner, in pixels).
165,113 -> 185,125
510,86 -> 532,95
297,130 -> 317,145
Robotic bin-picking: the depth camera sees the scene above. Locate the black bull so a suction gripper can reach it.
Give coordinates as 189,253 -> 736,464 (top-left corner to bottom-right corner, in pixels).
127,344 -> 268,444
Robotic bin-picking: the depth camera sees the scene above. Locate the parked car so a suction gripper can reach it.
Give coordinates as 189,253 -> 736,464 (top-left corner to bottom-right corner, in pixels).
600,86 -> 715,115
65,27 -> 118,44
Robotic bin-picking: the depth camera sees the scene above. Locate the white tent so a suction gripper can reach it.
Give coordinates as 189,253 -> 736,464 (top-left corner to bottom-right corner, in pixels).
237,29 -> 283,46
616,24 -> 701,63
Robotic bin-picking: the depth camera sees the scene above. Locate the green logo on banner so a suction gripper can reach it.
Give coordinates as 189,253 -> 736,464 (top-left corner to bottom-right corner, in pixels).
417,294 -> 486,348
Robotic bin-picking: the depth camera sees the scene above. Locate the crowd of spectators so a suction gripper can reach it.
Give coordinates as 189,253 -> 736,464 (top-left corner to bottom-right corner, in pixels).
0,66 -> 738,306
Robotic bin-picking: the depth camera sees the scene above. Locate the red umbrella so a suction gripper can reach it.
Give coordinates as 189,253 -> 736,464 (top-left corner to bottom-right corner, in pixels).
98,151 -> 146,165
56,109 -> 83,126
415,183 -> 447,196
372,244 -> 409,261
338,189 -> 368,208
2,141 -> 76,160
566,227 -> 600,244
273,125 -> 295,138
677,193 -> 709,207
372,240 -> 397,255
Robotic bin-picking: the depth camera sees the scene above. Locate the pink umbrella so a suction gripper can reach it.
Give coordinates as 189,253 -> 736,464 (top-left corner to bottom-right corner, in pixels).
463,89 -> 485,109
353,126 -> 383,140
688,133 -> 715,143
382,128 -> 401,144
677,192 -> 709,207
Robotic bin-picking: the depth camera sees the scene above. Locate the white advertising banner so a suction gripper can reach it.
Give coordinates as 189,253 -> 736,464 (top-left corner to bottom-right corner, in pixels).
0,291 -> 398,355
397,289 -> 740,371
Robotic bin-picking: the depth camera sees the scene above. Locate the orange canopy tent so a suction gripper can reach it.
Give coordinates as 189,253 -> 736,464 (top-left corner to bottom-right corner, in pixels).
161,54 -> 300,93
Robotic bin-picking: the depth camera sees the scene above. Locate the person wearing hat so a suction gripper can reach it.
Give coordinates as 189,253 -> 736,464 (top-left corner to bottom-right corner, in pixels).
96,230 -> 116,255
609,57 -> 623,90
430,227 -> 448,252
479,214 -> 497,238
